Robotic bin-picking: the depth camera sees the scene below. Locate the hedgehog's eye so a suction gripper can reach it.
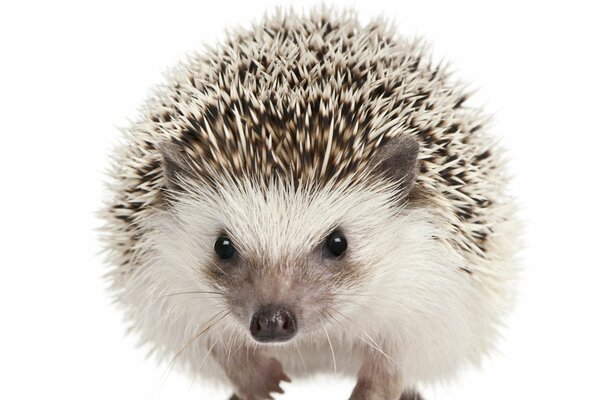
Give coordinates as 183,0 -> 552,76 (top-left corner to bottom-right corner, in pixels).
323,230 -> 348,258
214,235 -> 236,260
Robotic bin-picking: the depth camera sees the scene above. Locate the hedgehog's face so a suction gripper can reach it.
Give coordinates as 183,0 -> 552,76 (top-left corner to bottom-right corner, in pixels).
211,226 -> 350,343
153,135 -> 421,346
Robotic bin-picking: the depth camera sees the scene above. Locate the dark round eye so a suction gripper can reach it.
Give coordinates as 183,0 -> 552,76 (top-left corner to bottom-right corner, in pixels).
214,235 -> 236,260
323,230 -> 348,258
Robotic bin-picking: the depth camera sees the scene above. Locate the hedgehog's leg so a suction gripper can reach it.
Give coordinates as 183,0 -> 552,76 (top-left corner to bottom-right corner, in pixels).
349,349 -> 403,400
227,389 -> 423,400
399,390 -> 424,400
212,345 -> 290,400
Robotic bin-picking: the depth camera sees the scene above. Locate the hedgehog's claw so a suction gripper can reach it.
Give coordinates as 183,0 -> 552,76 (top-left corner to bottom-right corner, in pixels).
222,355 -> 289,400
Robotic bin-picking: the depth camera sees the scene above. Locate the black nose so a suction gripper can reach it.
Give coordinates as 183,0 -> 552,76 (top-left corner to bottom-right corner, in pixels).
250,305 -> 297,342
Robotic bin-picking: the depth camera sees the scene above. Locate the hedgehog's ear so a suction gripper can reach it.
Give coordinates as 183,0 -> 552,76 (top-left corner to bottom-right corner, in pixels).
371,135 -> 420,197
159,143 -> 192,193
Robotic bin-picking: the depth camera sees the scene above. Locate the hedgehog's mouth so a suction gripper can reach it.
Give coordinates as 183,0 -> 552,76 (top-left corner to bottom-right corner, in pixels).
249,305 -> 297,343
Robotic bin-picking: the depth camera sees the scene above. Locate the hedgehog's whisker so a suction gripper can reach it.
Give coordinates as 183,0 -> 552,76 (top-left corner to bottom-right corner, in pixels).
172,310 -> 230,364
327,307 -> 397,365
334,297 -> 376,312
226,329 -> 242,368
230,330 -> 246,359
357,335 -> 397,366
324,308 -> 394,365
293,341 -> 308,374
198,339 -> 219,374
319,313 -> 337,374
334,292 -> 373,298
158,290 -> 223,299
152,310 -> 229,398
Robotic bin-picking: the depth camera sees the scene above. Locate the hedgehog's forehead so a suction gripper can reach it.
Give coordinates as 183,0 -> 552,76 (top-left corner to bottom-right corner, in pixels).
176,175 -> 394,256
167,101 -> 396,188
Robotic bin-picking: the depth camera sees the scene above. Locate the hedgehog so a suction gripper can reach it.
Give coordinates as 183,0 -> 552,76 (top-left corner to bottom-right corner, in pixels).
100,8 -> 518,400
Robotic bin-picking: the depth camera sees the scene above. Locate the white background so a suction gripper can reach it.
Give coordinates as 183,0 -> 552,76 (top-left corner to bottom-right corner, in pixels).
1,1 -> 599,399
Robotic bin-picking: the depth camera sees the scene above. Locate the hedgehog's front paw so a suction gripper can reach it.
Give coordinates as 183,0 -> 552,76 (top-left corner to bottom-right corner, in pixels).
216,347 -> 290,400
235,356 -> 290,400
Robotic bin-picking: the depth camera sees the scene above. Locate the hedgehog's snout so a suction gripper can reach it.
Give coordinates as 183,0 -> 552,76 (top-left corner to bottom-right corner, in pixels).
249,305 -> 297,343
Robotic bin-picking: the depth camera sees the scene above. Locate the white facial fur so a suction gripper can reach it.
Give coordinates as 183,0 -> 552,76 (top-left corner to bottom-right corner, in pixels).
114,174 -> 515,388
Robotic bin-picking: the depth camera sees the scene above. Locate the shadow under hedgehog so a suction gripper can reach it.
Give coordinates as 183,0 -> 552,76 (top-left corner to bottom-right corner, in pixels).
101,7 -> 519,400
